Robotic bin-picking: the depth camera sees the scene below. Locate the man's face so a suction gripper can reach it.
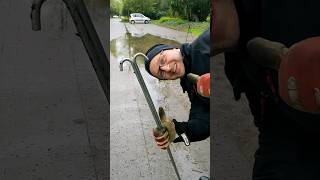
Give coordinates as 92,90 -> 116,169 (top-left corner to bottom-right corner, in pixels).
149,48 -> 185,80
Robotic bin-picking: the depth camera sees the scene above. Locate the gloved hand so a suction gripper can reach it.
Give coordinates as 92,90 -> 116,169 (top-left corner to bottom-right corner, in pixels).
188,73 -> 211,98
247,37 -> 320,113
153,107 -> 176,150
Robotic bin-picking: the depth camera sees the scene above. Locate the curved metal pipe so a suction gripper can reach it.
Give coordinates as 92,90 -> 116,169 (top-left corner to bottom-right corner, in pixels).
120,54 -> 181,180
31,0 -> 46,31
132,53 -> 149,63
120,54 -> 162,127
31,0 -> 110,103
119,58 -> 132,72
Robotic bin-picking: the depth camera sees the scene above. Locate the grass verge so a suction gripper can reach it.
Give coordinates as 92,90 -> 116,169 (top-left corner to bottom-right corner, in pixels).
152,17 -> 209,37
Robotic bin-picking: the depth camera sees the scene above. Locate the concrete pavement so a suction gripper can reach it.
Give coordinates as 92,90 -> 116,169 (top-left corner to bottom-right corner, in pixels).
212,54 -> 258,180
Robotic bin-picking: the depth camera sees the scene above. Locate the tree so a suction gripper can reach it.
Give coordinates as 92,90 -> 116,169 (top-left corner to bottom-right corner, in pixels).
120,0 -> 210,21
170,0 -> 210,21
111,0 -> 122,16
190,0 -> 210,21
122,0 -> 157,18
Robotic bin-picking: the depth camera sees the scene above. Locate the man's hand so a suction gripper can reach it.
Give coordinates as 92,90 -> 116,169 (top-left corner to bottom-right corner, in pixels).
153,107 -> 176,150
247,37 -> 320,113
197,73 -> 210,98
188,73 -> 210,98
247,37 -> 288,70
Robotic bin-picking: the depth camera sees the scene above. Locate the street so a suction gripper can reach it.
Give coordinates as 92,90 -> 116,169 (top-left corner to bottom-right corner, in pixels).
110,18 -> 210,179
212,54 -> 258,180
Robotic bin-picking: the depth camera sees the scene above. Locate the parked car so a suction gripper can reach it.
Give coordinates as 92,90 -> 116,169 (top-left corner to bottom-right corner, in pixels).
129,13 -> 150,24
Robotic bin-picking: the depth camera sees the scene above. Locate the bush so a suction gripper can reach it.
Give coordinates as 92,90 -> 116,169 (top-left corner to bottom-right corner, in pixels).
121,16 -> 129,22
153,11 -> 167,20
206,15 -> 210,22
158,17 -> 187,25
158,17 -> 173,23
143,11 -> 167,20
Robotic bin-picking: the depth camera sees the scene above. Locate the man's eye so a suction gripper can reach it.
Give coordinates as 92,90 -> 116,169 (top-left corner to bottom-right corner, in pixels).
160,70 -> 165,78
160,58 -> 165,66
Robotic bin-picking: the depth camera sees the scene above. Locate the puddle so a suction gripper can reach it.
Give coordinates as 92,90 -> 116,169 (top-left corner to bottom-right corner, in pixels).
110,31 -> 181,63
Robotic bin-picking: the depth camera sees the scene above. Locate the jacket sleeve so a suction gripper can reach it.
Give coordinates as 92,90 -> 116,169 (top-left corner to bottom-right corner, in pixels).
173,29 -> 210,143
173,96 -> 210,143
191,29 -> 210,58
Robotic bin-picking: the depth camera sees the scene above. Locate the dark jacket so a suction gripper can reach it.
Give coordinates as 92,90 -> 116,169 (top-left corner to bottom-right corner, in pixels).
173,29 -> 210,142
229,0 -> 320,131
225,0 -> 320,179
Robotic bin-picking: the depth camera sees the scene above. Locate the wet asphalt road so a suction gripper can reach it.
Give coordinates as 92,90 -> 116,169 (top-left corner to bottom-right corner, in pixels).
110,19 -> 210,179
213,54 -> 258,180
0,0 -> 109,180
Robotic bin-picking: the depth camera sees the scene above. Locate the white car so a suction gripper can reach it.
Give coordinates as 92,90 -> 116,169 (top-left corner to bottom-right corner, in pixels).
129,13 -> 150,24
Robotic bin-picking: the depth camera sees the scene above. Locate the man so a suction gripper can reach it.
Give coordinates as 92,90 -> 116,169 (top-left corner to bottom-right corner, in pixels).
214,0 -> 320,179
144,29 -> 210,149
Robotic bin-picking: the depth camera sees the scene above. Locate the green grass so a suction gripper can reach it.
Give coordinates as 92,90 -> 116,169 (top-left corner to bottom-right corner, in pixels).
153,17 -> 209,37
120,16 -> 129,22
157,17 -> 187,24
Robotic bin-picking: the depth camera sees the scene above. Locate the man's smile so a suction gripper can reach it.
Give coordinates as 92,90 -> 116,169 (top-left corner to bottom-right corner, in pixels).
149,48 -> 185,80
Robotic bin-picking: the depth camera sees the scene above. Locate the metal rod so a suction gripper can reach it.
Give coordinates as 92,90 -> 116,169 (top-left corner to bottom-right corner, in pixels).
120,54 -> 161,127
31,0 -> 46,31
31,0 -> 110,103
120,53 -> 181,180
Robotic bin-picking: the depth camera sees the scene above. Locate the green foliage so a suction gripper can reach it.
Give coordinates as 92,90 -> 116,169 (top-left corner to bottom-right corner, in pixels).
170,0 -> 210,21
154,18 -> 209,37
121,16 -> 129,22
110,0 -> 122,16
120,0 -> 173,20
119,0 -> 210,22
206,15 -> 210,22
122,0 -> 156,18
190,26 -> 207,37
158,17 -> 187,25
170,0 -> 185,18
153,11 -> 168,20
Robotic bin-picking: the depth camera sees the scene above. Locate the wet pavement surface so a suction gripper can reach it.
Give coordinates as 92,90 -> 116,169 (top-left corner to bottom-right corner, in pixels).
111,33 -> 181,63
212,54 -> 258,180
110,18 -> 210,179
0,0 -> 109,179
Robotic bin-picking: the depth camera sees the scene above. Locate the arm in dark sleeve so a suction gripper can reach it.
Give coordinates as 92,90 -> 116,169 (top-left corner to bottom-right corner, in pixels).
191,29 -> 210,59
173,30 -> 210,143
173,96 -> 210,143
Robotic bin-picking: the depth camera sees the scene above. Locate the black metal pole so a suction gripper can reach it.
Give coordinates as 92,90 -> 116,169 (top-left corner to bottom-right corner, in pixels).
31,0 -> 110,103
